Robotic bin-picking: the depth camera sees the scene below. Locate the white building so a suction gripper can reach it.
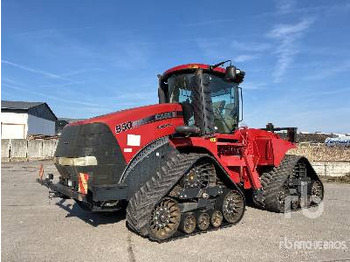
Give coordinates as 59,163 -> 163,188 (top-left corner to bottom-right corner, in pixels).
1,100 -> 57,139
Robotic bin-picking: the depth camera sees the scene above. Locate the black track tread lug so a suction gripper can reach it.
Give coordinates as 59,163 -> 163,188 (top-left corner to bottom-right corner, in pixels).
255,155 -> 304,212
255,154 -> 324,213
126,152 -> 205,240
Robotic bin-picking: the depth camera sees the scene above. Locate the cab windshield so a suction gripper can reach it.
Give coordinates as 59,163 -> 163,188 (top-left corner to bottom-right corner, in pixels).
167,73 -> 239,133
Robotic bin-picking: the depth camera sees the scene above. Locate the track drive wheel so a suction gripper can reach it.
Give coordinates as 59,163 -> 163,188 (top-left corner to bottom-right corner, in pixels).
149,198 -> 181,241
222,190 -> 245,224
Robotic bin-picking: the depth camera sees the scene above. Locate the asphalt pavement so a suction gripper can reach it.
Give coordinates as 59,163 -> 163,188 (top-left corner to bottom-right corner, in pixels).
2,161 -> 350,262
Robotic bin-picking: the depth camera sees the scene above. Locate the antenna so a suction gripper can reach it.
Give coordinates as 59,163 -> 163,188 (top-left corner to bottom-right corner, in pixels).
210,60 -> 232,69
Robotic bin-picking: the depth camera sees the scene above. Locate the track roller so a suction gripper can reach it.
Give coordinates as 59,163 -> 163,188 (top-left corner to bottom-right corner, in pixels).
210,210 -> 223,228
197,212 -> 210,231
179,213 -> 196,234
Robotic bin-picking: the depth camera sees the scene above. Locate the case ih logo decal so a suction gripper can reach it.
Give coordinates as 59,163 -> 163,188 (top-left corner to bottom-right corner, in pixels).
115,111 -> 182,134
155,112 -> 174,120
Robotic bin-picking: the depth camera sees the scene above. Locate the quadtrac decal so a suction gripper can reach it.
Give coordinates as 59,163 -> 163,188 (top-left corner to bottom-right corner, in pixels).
115,111 -> 182,134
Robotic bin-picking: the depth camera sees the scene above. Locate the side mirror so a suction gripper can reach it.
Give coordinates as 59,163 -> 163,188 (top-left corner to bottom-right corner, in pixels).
225,66 -> 236,82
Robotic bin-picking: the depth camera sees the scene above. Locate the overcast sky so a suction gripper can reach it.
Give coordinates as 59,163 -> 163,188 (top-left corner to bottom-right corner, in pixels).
2,0 -> 350,133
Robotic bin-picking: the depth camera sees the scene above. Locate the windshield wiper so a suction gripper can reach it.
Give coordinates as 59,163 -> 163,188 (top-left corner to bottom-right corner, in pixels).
214,107 -> 233,133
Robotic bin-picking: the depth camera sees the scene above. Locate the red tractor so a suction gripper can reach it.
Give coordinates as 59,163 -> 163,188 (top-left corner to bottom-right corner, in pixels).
38,61 -> 324,242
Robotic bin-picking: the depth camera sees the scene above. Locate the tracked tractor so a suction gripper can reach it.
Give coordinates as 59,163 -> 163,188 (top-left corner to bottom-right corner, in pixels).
38,61 -> 324,242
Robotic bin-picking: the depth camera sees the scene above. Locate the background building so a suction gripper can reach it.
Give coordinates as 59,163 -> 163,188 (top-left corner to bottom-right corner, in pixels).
1,100 -> 57,139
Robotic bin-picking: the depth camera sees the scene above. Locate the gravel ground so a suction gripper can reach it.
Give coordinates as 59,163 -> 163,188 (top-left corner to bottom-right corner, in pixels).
2,161 -> 350,262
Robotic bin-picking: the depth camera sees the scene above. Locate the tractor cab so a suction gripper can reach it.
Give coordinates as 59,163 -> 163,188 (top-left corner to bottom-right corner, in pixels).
158,62 -> 245,134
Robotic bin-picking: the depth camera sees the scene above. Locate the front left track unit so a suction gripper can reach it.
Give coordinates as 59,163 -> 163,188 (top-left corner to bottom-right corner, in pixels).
126,153 -> 246,242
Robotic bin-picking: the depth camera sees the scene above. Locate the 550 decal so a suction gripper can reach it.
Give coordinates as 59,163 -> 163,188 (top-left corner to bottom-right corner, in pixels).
115,121 -> 132,134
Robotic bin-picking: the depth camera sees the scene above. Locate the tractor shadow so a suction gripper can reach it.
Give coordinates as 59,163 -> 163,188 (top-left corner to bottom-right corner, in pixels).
56,199 -> 126,227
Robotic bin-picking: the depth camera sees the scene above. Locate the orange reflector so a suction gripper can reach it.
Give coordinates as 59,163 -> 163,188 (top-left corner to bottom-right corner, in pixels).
38,164 -> 44,180
78,173 -> 89,195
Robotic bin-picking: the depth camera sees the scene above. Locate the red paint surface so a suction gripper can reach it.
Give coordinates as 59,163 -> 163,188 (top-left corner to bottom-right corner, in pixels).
67,64 -> 296,190
163,63 -> 226,77
170,128 -> 296,189
70,103 -> 184,163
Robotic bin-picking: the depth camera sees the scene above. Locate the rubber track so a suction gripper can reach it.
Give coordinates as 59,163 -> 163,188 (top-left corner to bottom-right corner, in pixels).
256,155 -> 303,212
126,152 -> 204,239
